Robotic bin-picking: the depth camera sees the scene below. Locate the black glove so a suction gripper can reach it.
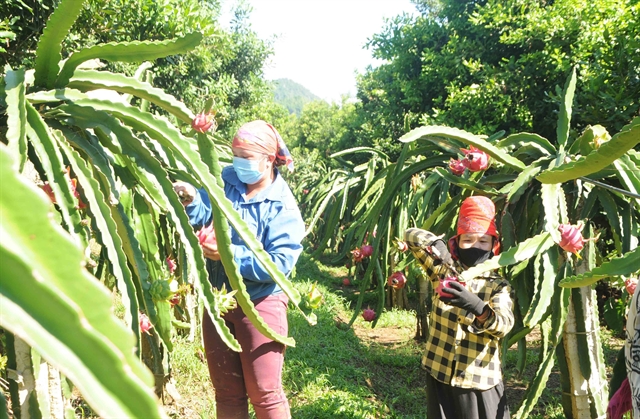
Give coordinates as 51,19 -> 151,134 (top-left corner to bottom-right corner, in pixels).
439,281 -> 486,316
429,239 -> 453,267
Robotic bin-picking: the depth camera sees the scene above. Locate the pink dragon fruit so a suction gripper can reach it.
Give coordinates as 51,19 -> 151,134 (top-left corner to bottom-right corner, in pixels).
436,275 -> 465,298
461,146 -> 490,172
342,278 -> 351,286
139,312 -> 153,334
361,245 -> 373,257
449,158 -> 468,175
166,257 -> 176,274
362,307 -> 376,322
191,112 -> 216,133
557,223 -> 585,255
625,277 -> 638,296
196,223 -> 217,246
387,271 -> 407,289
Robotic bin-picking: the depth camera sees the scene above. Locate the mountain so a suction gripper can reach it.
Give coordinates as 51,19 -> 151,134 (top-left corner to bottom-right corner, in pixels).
272,78 -> 323,115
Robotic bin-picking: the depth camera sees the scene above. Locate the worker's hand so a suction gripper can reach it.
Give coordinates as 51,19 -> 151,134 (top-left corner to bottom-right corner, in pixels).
173,181 -> 197,206
405,228 -> 453,266
201,241 -> 221,261
429,238 -> 453,266
439,281 -> 486,317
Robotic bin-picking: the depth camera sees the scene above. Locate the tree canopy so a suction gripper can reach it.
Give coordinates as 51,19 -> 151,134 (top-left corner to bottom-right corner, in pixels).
352,0 -> 639,152
0,0 -> 286,138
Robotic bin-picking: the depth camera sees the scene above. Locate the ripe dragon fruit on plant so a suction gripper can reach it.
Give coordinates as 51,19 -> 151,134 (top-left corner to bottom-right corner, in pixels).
449,158 -> 468,175
40,167 -> 87,209
139,312 -> 153,335
387,271 -> 407,289
625,277 -> 638,296
361,245 -> 373,258
461,146 -> 490,172
191,111 -> 216,133
557,223 -> 586,256
362,307 -> 376,322
166,257 -> 176,274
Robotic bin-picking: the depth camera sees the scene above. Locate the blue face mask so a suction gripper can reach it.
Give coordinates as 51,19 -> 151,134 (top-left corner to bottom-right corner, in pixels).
233,156 -> 265,184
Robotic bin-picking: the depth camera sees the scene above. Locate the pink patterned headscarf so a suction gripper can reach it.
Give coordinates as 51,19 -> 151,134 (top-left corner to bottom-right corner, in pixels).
232,120 -> 294,172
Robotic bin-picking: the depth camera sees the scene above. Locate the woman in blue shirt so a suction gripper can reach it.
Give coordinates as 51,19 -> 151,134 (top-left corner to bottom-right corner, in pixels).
174,120 -> 304,419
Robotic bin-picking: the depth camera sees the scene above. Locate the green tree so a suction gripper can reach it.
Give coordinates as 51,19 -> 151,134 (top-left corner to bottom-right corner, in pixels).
0,0 -> 278,138
355,0 -> 640,149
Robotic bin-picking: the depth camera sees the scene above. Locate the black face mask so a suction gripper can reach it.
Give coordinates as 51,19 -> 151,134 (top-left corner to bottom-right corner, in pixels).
458,247 -> 493,267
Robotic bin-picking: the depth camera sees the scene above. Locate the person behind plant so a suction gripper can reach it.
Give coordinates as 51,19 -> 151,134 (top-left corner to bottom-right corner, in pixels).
404,196 -> 514,419
173,120 -> 304,419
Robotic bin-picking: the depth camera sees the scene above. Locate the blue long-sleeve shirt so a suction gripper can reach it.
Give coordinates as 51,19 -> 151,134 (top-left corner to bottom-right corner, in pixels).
185,166 -> 305,301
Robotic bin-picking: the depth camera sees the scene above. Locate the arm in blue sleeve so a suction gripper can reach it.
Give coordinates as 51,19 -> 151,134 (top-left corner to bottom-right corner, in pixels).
184,187 -> 213,229
233,204 -> 305,282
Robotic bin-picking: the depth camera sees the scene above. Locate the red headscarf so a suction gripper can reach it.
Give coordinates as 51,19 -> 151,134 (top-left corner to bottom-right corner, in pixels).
232,120 -> 294,172
448,196 -> 501,258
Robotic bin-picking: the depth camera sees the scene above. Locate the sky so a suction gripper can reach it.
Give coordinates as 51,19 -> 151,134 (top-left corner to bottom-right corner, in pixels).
221,0 -> 416,103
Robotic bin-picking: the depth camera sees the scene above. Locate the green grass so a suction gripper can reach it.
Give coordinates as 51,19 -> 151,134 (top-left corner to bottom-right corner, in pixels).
284,253 -> 428,418
168,333 -> 216,418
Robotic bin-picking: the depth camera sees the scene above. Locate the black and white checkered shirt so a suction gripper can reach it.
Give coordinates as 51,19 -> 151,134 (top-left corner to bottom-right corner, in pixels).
405,228 -> 514,390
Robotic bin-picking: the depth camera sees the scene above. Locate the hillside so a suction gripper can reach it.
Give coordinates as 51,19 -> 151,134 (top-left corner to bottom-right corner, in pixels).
272,78 -> 323,115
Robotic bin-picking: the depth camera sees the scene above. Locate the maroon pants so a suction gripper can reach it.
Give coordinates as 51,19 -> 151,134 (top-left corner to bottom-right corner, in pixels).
202,293 -> 290,419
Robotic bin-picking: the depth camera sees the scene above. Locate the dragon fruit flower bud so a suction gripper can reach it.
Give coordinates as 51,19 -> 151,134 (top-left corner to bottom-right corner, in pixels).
590,125 -> 611,149
449,158 -> 468,175
139,312 -> 153,334
191,112 -> 216,133
307,283 -> 323,309
411,174 -> 421,192
387,271 -> 407,289
461,146 -> 490,172
214,286 -> 238,314
557,223 -> 585,255
362,307 -> 376,322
